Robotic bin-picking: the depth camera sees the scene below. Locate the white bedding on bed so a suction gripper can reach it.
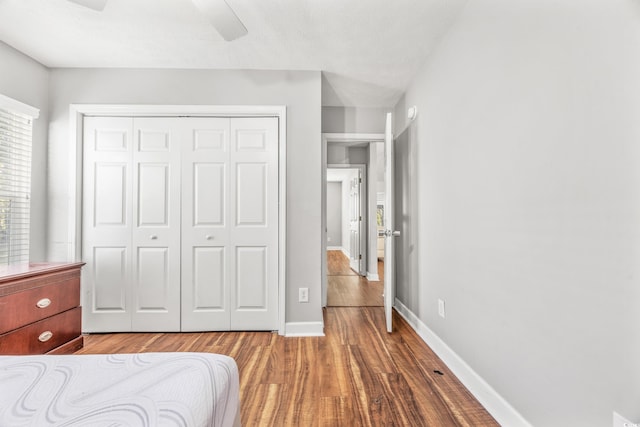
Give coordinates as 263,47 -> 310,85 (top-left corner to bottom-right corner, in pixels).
0,352 -> 240,427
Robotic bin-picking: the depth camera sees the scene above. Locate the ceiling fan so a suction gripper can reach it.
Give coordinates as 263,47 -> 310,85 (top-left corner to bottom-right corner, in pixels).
66,0 -> 248,41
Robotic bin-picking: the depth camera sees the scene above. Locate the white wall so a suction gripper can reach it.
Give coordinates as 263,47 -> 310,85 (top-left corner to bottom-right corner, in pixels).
47,68 -> 323,326
394,0 -> 640,425
0,42 -> 49,262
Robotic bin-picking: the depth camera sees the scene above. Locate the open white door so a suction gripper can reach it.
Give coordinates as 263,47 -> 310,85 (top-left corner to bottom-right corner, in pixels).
383,112 -> 398,333
348,170 -> 362,273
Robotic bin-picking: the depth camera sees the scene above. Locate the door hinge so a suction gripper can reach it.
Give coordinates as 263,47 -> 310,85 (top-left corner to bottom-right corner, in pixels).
359,254 -> 362,260
359,215 -> 362,221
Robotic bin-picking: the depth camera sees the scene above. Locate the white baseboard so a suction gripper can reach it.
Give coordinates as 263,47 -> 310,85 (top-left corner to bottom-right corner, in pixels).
341,248 -> 350,258
394,299 -> 532,427
366,272 -> 380,281
327,246 -> 342,251
285,321 -> 325,337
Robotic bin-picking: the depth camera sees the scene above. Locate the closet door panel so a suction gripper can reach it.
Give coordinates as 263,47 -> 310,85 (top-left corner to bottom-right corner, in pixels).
229,117 -> 279,330
92,246 -> 128,311
82,117 -> 133,332
194,163 -> 226,226
235,246 -> 267,309
181,118 -> 231,331
131,118 -> 181,332
193,247 -> 225,309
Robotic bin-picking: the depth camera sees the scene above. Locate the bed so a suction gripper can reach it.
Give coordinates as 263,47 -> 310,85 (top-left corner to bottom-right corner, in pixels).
0,352 -> 240,427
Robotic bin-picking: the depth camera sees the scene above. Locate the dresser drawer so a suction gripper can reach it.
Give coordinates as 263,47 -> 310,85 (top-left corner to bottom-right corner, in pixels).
0,276 -> 80,334
0,307 -> 82,355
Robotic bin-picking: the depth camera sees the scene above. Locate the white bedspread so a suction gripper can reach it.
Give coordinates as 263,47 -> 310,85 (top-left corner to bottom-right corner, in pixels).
0,352 -> 240,427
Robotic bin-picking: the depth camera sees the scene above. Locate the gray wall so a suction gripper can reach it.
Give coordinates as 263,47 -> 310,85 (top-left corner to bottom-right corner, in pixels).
0,42 -> 49,262
326,181 -> 342,247
394,0 -> 640,425
47,68 -> 323,325
322,106 -> 388,134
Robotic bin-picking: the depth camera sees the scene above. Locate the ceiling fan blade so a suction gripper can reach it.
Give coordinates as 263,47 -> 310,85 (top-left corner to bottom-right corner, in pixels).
191,0 -> 248,41
67,0 -> 108,11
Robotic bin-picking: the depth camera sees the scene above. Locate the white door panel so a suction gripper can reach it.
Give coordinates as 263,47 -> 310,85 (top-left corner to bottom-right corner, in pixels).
182,118 -> 231,331
93,164 -> 127,226
82,117 -> 181,332
383,112 -> 397,333
131,118 -> 181,331
92,246 -> 128,311
82,117 -> 133,332
192,247 -> 226,309
229,118 -> 278,330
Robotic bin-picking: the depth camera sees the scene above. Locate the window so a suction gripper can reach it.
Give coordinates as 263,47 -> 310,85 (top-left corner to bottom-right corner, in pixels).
0,94 -> 39,265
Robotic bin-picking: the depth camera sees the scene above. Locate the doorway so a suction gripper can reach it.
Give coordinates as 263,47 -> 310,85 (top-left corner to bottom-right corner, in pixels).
321,133 -> 386,308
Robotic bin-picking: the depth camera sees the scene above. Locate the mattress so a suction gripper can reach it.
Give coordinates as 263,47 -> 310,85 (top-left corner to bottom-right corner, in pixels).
0,352 -> 240,427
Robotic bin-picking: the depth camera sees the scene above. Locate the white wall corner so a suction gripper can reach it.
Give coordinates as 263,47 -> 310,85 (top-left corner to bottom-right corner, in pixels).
366,272 -> 380,281
394,299 -> 532,427
285,321 -> 325,337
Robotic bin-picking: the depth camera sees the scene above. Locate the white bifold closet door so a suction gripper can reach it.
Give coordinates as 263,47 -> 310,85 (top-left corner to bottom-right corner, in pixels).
181,117 -> 279,331
82,116 -> 279,333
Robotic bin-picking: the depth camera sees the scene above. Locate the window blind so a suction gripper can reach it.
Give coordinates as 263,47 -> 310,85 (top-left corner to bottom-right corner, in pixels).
0,107 -> 33,265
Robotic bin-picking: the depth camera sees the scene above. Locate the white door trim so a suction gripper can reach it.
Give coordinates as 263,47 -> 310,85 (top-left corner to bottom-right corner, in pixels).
321,132 -> 385,307
69,104 -> 287,335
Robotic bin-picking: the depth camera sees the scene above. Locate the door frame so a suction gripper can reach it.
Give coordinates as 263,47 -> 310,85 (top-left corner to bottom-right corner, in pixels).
321,132 -> 384,307
68,104 -> 287,335
326,164 -> 367,275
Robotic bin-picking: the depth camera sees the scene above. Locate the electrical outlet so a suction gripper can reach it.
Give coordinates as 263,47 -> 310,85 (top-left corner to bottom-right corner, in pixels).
438,299 -> 446,318
299,287 -> 309,303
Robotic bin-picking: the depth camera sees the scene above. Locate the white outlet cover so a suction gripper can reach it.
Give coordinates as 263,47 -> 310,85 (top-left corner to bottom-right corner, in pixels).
438,299 -> 445,318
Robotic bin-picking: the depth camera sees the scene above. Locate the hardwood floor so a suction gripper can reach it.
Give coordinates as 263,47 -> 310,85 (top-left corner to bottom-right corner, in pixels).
327,250 -> 383,307
76,308 -> 498,426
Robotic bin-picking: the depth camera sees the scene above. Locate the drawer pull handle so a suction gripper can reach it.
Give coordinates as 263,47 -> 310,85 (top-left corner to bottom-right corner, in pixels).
205,235 -> 213,240
150,235 -> 158,240
38,331 -> 53,342
36,298 -> 52,309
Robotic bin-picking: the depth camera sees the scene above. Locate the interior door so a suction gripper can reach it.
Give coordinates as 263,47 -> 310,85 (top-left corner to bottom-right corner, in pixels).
131,118 -> 181,331
348,171 -> 361,273
83,117 -> 181,332
228,117 -> 279,330
181,117 -> 232,331
383,112 -> 398,333
82,117 -> 134,332
181,117 -> 279,331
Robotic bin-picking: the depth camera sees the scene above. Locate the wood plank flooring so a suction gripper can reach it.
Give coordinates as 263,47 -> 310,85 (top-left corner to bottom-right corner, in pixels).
327,250 -> 384,307
76,307 -> 498,426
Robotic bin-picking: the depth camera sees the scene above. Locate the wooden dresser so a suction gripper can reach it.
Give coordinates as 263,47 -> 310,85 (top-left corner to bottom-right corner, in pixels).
0,262 -> 84,355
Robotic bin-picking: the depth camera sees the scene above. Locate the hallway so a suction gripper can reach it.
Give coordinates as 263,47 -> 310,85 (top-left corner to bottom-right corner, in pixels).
327,250 -> 383,307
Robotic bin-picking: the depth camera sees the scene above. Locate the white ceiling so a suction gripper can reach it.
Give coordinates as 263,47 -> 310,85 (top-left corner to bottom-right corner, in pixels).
0,0 -> 466,107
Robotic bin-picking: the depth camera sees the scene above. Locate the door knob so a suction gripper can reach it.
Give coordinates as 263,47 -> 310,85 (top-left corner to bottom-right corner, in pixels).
384,230 -> 401,237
